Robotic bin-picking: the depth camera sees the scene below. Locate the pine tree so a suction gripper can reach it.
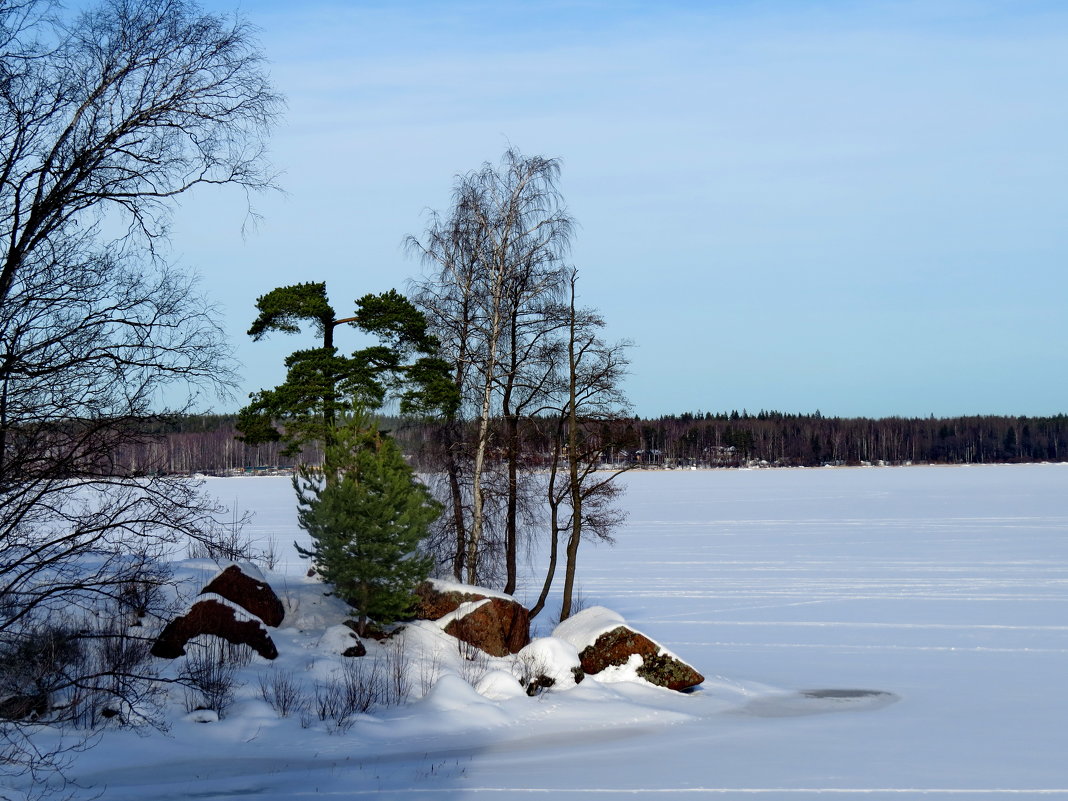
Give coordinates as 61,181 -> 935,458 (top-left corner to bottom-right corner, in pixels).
295,413 -> 438,636
237,282 -> 457,458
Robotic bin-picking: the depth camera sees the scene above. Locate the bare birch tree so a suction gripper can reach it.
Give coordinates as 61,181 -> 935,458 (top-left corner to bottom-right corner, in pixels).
529,269 -> 632,621
409,148 -> 571,587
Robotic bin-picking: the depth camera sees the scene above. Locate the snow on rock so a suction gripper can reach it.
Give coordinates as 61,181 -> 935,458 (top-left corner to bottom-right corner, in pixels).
227,560 -> 266,582
412,579 -> 515,621
553,606 -> 627,651
434,598 -> 490,630
200,564 -> 285,627
553,606 -> 704,692
426,578 -> 516,602
513,637 -> 584,692
591,652 -> 646,684
318,623 -> 366,657
476,669 -> 527,701
150,597 -> 278,660
277,579 -> 352,630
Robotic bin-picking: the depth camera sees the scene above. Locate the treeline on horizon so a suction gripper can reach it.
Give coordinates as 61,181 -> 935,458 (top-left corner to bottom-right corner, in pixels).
114,410 -> 1068,474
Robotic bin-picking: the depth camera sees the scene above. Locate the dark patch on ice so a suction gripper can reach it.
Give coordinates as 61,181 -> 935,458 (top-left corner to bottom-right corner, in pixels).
802,688 -> 892,700
737,688 -> 899,717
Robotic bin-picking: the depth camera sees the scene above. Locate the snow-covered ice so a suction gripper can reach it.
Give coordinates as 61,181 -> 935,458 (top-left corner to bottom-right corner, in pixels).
15,463 -> 1068,799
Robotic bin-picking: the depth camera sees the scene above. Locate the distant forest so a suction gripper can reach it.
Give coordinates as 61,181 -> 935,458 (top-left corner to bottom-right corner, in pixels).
115,411 -> 1068,474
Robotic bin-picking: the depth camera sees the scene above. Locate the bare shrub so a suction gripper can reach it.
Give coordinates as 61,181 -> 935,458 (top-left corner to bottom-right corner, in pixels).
312,679 -> 349,733
455,638 -> 490,687
0,626 -> 81,723
186,521 -> 255,563
340,657 -> 381,720
116,574 -> 168,624
258,668 -> 305,718
311,644 -> 413,733
257,536 -> 281,571
381,638 -> 411,706
418,648 -> 444,698
511,650 -> 554,697
79,624 -> 159,728
180,640 -> 239,718
224,642 -> 256,668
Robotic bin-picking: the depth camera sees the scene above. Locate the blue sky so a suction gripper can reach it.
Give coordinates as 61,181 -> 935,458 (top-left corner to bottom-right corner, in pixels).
174,0 -> 1068,418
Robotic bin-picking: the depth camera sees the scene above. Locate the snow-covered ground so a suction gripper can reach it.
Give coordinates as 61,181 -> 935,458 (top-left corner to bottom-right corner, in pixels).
21,464 -> 1068,799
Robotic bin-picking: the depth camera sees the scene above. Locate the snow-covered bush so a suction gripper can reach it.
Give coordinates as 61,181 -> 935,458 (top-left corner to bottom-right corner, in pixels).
511,638 -> 583,696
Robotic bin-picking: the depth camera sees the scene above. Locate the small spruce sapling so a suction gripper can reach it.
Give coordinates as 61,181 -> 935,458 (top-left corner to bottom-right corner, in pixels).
295,413 -> 438,637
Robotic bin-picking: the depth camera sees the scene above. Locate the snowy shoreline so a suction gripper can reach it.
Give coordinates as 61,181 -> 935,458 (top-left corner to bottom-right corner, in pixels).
16,464 -> 1068,800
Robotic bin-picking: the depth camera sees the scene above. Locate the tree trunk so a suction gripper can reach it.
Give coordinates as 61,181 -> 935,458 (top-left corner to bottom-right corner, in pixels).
443,420 -> 468,580
559,285 -> 582,622
529,417 -> 565,619
466,294 -> 502,585
502,347 -> 519,594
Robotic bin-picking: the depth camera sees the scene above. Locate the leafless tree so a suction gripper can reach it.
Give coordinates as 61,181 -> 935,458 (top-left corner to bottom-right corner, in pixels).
0,0 -> 279,785
409,148 -> 571,588
529,269 -> 633,621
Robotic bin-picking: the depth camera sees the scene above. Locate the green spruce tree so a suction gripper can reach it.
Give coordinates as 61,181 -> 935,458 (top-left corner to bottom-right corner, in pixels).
294,412 -> 439,636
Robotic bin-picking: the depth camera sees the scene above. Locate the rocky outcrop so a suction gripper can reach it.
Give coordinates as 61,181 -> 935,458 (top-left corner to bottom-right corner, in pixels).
153,564 -> 284,661
554,606 -> 703,692
412,581 -> 491,621
579,626 -> 703,691
413,580 -> 531,657
442,598 -> 531,658
200,565 -> 284,627
151,598 -> 278,660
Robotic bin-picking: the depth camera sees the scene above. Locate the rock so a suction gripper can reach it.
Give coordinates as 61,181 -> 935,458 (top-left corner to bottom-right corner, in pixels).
342,642 -> 367,658
411,580 -> 531,657
579,626 -> 703,691
342,619 -> 389,641
341,630 -> 367,658
554,606 -> 704,692
0,693 -> 47,721
443,597 -> 530,657
411,580 -> 492,620
524,674 -> 555,696
186,708 -> 219,723
151,598 -> 278,660
200,564 -> 284,627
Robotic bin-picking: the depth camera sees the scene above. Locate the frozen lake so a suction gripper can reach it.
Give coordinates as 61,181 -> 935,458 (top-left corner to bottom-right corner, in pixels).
44,463 -> 1068,799
555,464 -> 1068,797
